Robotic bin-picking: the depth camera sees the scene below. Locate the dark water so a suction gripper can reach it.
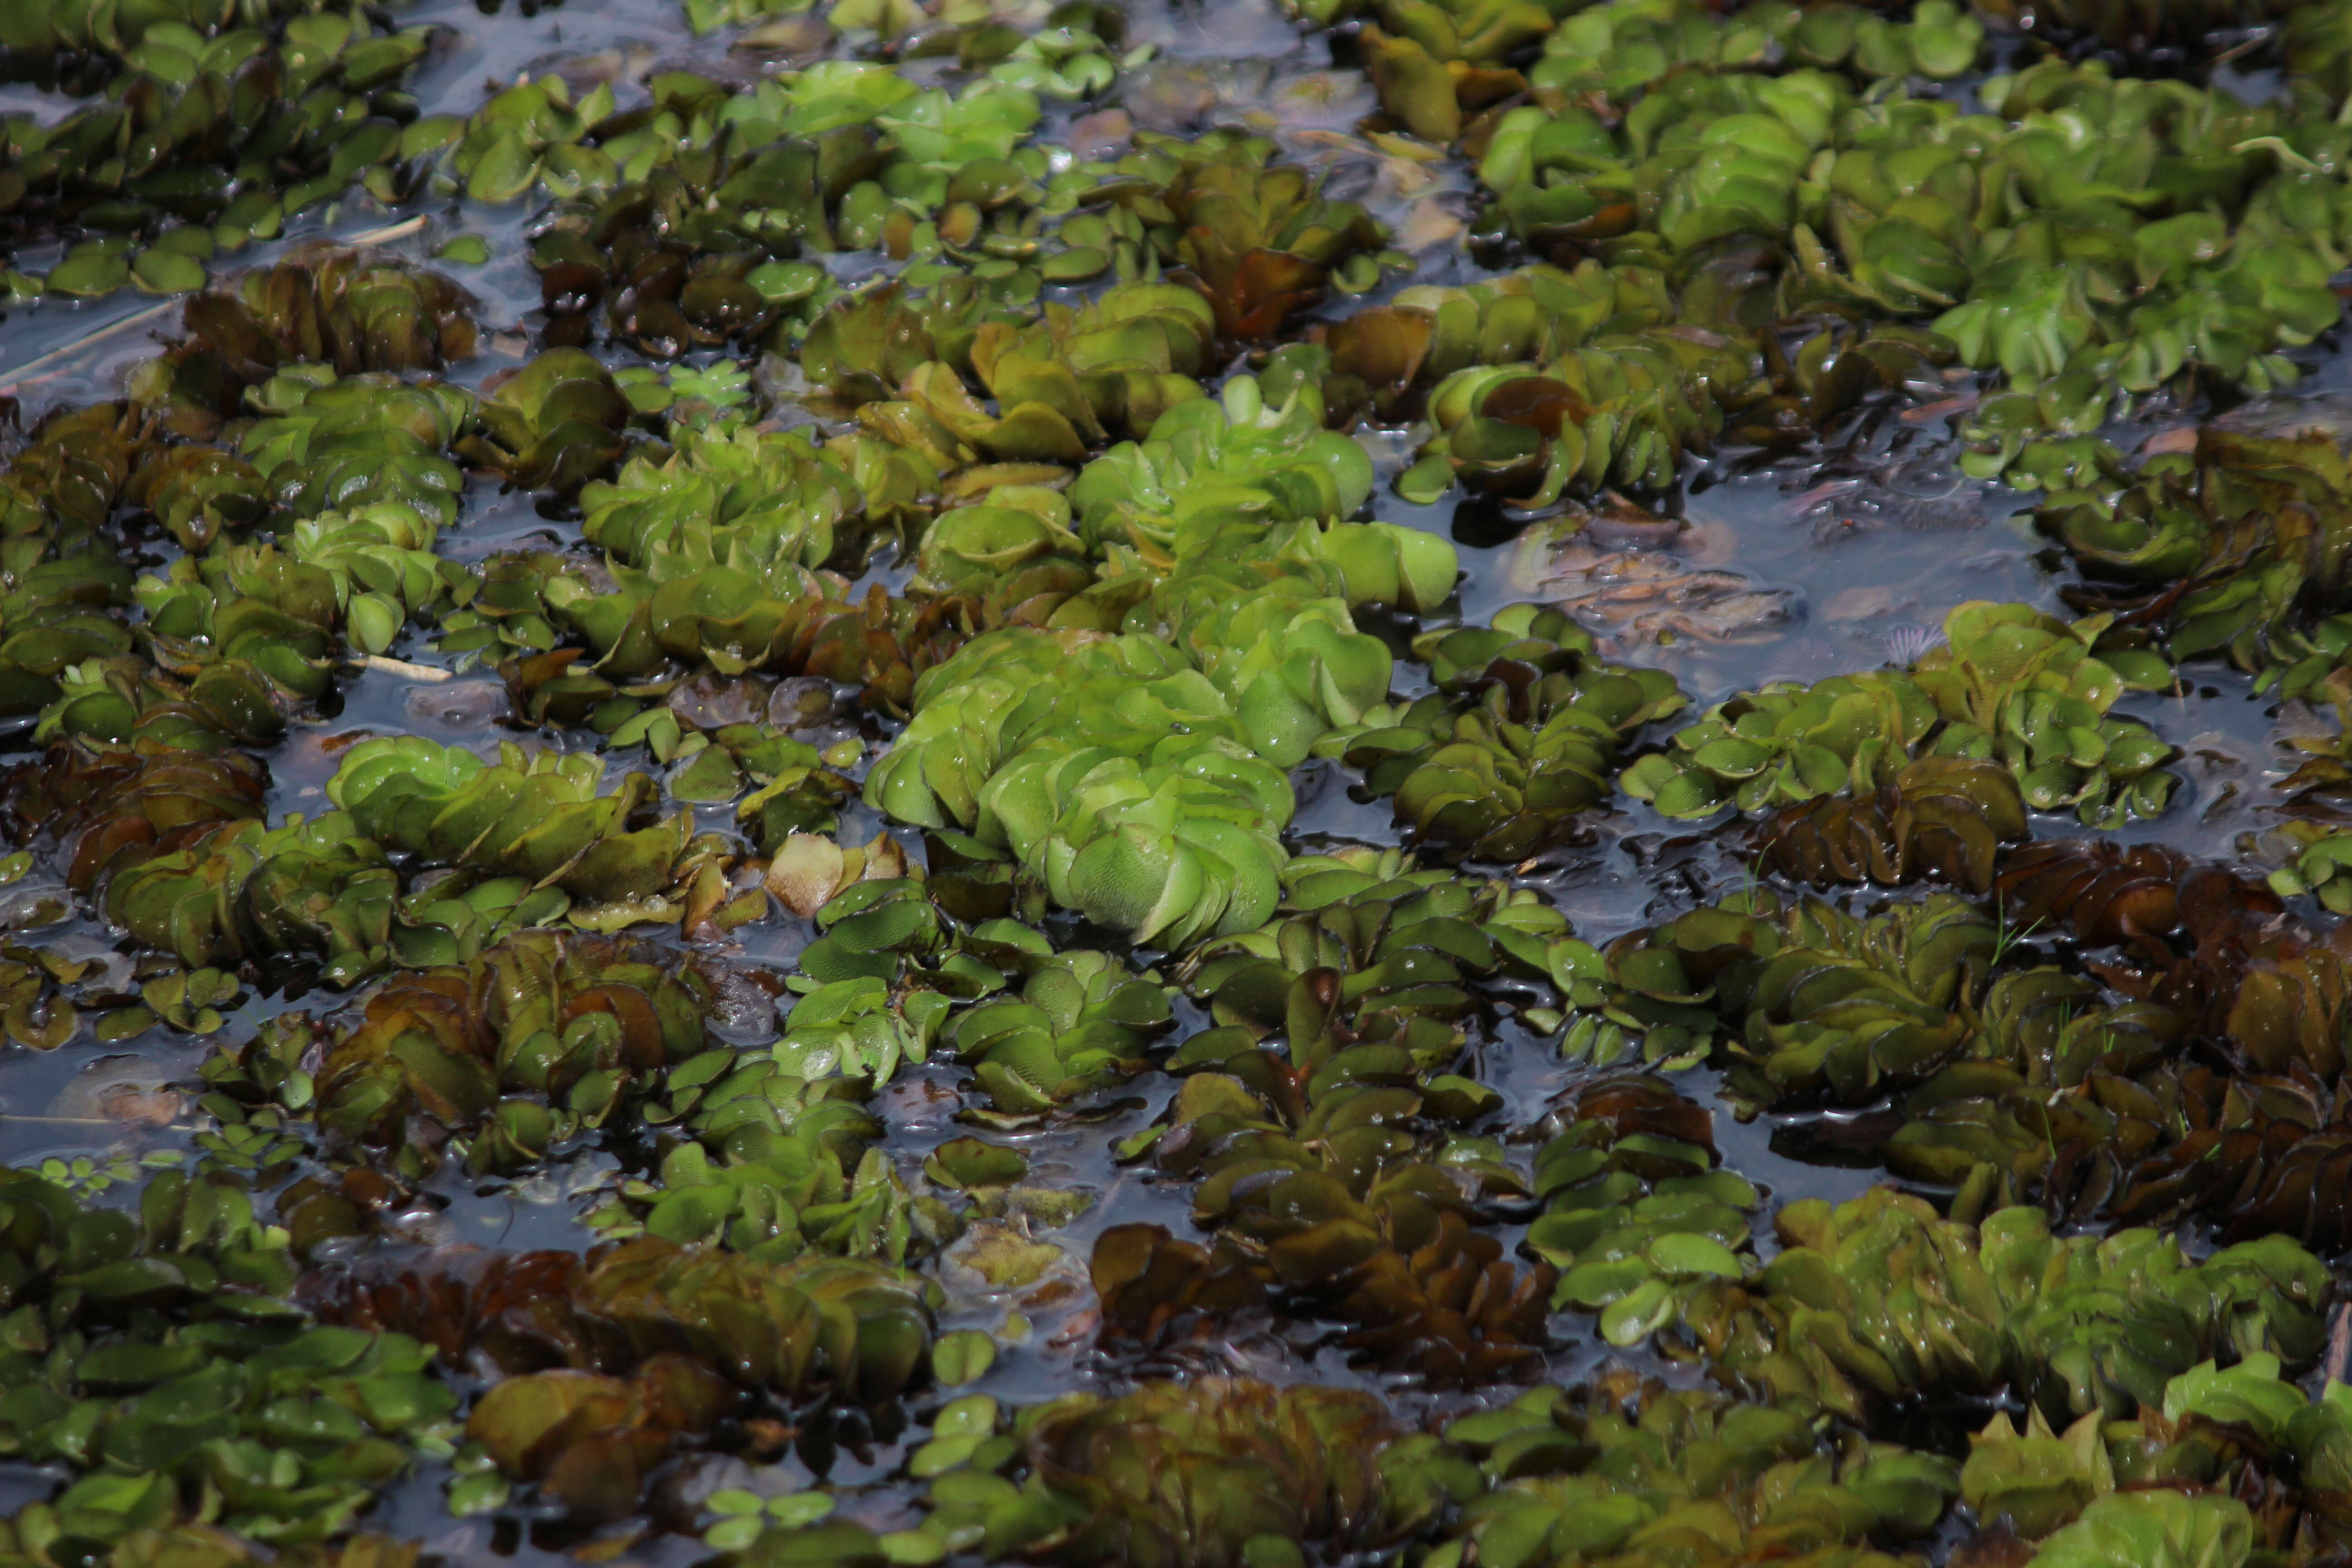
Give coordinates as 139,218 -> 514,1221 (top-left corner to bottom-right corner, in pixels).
1,0 -> 2347,1559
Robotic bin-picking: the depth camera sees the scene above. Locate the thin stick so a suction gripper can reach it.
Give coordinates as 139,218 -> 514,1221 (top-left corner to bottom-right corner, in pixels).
343,216 -> 429,246
355,653 -> 453,682
0,300 -> 178,394
2210,28 -> 2270,68
0,212 -> 434,393
0,1115 -> 188,1127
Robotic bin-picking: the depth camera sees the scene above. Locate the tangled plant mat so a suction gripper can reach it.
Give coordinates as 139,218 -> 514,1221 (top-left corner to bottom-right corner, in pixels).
10,0 -> 2352,1561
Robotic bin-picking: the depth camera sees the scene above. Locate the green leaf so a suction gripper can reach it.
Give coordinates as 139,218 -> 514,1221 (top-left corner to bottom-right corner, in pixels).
468,132 -> 540,203
931,1329 -> 997,1386
46,251 -> 131,298
347,593 -> 403,655
1644,1230 -> 1744,1278
131,248 -> 207,294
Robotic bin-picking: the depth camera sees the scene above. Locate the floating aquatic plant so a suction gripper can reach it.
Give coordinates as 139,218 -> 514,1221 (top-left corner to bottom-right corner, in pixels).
1622,602 -> 2176,828
0,0 -> 2347,1560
